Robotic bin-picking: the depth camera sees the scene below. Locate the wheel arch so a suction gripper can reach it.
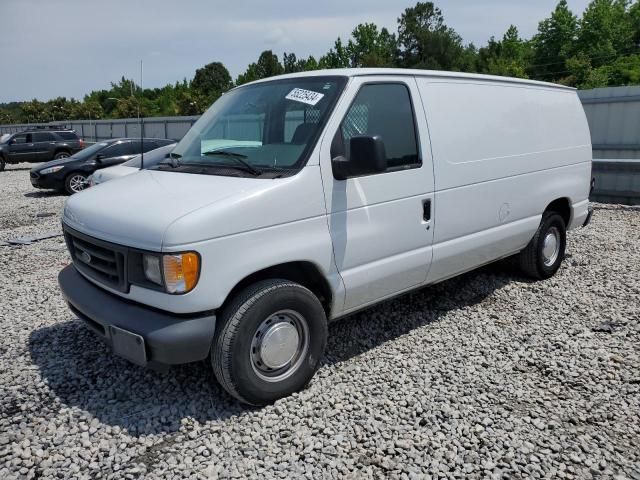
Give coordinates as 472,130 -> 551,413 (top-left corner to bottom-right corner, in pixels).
221,261 -> 333,317
54,147 -> 72,156
544,197 -> 571,227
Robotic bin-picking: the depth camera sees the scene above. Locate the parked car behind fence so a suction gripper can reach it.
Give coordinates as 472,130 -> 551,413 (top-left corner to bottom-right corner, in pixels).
89,143 -> 176,187
0,127 -> 84,171
30,137 -> 174,194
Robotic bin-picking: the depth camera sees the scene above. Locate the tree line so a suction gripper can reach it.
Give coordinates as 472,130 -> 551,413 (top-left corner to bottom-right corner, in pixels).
2,0 -> 640,125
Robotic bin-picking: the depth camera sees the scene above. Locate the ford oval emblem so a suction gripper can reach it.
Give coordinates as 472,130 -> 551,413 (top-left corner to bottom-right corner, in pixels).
78,250 -> 91,264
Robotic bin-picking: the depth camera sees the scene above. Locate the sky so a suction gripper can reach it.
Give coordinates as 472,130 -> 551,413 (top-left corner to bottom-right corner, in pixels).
0,0 -> 592,103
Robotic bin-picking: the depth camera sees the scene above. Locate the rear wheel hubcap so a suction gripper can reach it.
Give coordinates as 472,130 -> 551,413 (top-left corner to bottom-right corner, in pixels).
542,226 -> 560,267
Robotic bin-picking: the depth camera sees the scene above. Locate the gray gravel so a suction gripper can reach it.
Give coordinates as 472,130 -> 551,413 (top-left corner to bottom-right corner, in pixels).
1,162 -> 639,479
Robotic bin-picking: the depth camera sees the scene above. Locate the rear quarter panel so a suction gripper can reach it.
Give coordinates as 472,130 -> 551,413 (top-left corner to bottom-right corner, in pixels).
417,78 -> 592,282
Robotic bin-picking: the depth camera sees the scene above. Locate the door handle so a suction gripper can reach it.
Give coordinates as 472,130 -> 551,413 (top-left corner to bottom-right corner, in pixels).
422,199 -> 431,222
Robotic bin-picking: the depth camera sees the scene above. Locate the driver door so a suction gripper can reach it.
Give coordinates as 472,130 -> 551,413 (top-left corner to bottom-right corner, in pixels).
98,141 -> 137,167
8,133 -> 36,162
319,76 -> 435,314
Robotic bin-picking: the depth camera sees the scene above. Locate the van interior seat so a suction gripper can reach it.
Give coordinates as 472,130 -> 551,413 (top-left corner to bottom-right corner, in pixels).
291,123 -> 316,144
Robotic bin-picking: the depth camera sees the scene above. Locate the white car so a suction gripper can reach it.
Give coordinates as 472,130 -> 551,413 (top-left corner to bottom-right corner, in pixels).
59,68 -> 592,405
89,143 -> 176,186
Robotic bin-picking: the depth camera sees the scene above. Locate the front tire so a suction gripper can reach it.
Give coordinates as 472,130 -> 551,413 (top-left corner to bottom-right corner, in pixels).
518,212 -> 566,279
211,279 -> 328,406
64,172 -> 88,194
0,156 -> 5,172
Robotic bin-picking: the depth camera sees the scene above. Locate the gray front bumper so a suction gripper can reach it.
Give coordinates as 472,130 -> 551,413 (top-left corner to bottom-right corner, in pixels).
58,264 -> 216,366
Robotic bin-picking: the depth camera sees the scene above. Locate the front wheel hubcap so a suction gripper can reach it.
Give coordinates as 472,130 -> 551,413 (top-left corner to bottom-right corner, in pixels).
69,175 -> 87,192
250,309 -> 309,382
542,226 -> 560,266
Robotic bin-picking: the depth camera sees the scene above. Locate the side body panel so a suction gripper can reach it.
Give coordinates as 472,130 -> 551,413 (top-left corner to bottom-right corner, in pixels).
8,134 -> 36,162
417,78 -> 592,284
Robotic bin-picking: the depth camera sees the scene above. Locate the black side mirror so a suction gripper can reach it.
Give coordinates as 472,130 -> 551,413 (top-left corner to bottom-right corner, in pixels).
8,139 -> 16,145
332,135 -> 387,180
95,153 -> 104,161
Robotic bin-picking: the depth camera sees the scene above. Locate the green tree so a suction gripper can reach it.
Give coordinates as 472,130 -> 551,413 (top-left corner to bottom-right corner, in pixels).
176,89 -> 208,115
577,0 -> 633,67
596,53 -> 640,84
110,76 -> 140,98
283,53 -> 319,73
191,61 -> 233,101
346,23 -> 398,67
319,38 -> 351,69
21,99 -> 50,123
72,100 -> 104,120
396,2 -> 465,70
530,0 -> 579,81
629,0 -> 640,46
47,97 -> 75,121
478,26 -> 530,78
563,53 -> 610,87
236,50 -> 284,85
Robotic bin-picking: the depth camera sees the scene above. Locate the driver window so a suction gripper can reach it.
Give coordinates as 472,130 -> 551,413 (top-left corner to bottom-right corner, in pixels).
12,134 -> 30,144
102,142 -> 133,158
339,83 -> 420,170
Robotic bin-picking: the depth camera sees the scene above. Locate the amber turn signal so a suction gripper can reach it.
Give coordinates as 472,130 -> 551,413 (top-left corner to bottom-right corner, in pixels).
162,252 -> 200,294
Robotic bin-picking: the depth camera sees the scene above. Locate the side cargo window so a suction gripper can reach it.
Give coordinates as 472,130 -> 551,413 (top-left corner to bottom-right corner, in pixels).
337,83 -> 420,171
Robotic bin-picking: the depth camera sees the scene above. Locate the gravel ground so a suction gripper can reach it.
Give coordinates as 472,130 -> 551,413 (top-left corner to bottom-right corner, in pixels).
0,162 -> 639,480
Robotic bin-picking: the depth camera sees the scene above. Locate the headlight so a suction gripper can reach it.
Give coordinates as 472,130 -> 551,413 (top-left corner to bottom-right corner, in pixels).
142,255 -> 163,285
142,252 -> 200,294
40,165 -> 65,175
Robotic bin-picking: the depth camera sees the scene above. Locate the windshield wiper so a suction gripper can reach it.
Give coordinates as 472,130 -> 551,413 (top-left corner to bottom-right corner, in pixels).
202,150 -> 262,176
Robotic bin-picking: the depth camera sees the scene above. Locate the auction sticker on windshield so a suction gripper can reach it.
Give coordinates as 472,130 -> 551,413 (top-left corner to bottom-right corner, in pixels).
285,88 -> 324,106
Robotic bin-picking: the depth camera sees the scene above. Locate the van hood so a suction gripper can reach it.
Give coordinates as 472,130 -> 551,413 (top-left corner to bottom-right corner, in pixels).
92,165 -> 137,184
63,168 -> 324,250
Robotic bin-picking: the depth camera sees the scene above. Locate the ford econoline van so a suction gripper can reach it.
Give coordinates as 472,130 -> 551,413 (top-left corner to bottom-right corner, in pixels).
58,69 -> 593,405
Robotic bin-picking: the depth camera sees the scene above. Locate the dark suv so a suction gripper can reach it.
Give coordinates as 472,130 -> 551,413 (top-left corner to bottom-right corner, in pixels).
0,128 -> 84,171
30,137 -> 175,194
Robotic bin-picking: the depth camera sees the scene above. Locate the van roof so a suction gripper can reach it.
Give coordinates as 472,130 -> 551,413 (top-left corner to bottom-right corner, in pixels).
245,68 -> 575,91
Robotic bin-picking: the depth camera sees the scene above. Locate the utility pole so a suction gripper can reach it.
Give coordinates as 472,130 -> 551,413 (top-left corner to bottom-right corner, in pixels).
140,60 -> 144,170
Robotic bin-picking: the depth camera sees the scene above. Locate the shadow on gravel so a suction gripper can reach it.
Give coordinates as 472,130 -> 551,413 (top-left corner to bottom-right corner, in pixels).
29,322 -> 246,436
29,261 -> 520,436
24,190 -> 64,198
323,261 -> 521,366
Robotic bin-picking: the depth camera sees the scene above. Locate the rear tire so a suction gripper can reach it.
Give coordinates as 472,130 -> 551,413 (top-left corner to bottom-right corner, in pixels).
211,279 -> 327,406
54,151 -> 70,160
64,172 -> 88,195
0,156 -> 5,172
518,212 -> 566,280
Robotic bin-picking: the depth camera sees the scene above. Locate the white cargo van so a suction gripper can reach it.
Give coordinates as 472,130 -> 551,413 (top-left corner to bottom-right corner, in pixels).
59,69 -> 593,405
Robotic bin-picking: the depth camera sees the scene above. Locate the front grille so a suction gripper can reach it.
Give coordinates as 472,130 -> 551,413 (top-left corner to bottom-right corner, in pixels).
64,227 -> 128,292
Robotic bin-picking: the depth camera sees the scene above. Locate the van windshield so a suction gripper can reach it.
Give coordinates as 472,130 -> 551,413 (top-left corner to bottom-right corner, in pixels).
71,142 -> 109,160
165,76 -> 347,177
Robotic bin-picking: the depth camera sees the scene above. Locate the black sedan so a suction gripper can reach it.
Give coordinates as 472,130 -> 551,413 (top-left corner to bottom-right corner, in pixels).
30,138 -> 174,194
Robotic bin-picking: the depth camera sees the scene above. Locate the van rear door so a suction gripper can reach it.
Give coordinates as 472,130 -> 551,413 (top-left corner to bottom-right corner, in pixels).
319,76 -> 434,313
